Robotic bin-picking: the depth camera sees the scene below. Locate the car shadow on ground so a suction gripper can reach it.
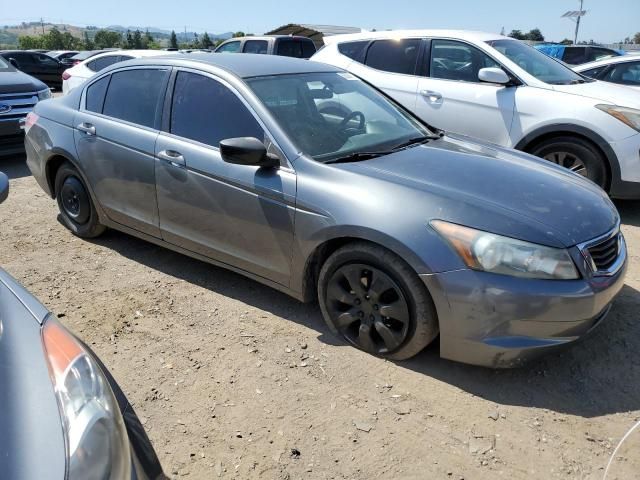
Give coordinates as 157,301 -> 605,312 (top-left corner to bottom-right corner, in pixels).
0,155 -> 30,180
91,228 -> 640,419
615,199 -> 640,228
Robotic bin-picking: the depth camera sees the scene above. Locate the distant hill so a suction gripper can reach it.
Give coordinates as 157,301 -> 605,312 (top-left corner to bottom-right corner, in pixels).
0,21 -> 235,47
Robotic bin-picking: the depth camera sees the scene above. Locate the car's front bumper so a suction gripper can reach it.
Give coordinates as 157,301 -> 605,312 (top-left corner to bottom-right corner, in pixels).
420,249 -> 627,368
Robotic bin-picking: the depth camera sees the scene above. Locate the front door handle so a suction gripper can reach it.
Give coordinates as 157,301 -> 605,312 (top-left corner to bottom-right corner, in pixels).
157,149 -> 186,168
77,122 -> 96,135
420,90 -> 443,104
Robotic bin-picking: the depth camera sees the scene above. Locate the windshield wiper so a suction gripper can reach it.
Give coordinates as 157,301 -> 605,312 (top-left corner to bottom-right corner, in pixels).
389,135 -> 439,151
323,151 -> 390,164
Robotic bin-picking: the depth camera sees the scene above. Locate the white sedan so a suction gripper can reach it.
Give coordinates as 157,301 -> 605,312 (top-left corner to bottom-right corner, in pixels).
62,50 -> 175,95
574,55 -> 640,91
312,30 -> 640,198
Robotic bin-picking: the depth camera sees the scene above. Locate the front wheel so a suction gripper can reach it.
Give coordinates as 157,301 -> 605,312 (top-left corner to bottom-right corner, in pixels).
530,136 -> 609,190
317,242 -> 438,361
55,162 -> 105,238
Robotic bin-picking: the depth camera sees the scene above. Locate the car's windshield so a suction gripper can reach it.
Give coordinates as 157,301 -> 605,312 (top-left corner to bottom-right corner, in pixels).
246,71 -> 434,162
487,39 -> 587,85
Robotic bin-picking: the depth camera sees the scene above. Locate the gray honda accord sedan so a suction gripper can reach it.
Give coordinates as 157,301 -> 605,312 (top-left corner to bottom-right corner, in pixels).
24,54 -> 627,367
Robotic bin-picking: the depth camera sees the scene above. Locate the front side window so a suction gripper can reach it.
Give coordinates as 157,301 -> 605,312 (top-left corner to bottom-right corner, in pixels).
487,39 -> 585,85
85,75 -> 110,113
217,41 -> 241,53
601,61 -> 640,86
580,66 -> 608,79
102,69 -> 168,128
243,40 -> 268,54
36,54 -> 59,67
365,39 -> 420,75
338,41 -> 369,62
170,71 -> 263,147
430,40 -> 500,82
246,71 -> 433,162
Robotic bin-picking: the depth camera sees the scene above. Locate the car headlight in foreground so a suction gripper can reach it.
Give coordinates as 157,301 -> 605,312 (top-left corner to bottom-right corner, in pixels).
596,104 -> 640,132
42,317 -> 131,480
37,88 -> 51,101
431,220 -> 579,280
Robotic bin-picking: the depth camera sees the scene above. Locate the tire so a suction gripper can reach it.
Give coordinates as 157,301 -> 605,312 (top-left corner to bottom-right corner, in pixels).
54,162 -> 105,238
530,136 -> 609,190
317,242 -> 438,361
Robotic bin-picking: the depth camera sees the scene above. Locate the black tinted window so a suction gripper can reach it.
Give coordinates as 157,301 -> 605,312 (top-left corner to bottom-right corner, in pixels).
365,39 -> 420,75
170,72 -> 263,147
91,55 -> 123,72
103,69 -> 168,128
562,47 -> 586,64
580,66 -> 607,79
338,41 -> 369,62
276,39 -> 315,58
85,75 -> 110,113
243,40 -> 268,54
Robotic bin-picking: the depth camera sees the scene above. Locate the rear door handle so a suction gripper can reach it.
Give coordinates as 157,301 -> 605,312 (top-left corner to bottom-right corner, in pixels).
420,90 -> 443,103
157,149 -> 186,168
77,122 -> 96,135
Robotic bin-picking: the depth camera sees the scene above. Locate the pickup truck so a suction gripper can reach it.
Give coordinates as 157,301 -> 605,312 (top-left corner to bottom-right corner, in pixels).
0,56 -> 50,157
214,35 -> 316,58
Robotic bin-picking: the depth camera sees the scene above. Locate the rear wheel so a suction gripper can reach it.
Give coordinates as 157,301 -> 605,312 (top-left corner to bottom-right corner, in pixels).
530,136 -> 609,190
318,242 -> 438,360
55,162 -> 105,238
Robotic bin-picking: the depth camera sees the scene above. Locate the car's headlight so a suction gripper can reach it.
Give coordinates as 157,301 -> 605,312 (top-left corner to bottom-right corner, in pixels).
37,88 -> 51,101
42,317 -> 131,480
596,104 -> 640,132
431,220 -> 579,280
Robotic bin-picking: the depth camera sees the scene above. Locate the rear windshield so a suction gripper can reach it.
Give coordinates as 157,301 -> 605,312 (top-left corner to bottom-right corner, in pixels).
276,39 -> 316,59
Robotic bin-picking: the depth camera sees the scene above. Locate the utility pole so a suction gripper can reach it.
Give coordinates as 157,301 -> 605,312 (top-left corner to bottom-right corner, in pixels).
574,0 -> 583,44
40,17 -> 45,35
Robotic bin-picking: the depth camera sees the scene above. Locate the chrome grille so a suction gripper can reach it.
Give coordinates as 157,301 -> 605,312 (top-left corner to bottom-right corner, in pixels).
0,92 -> 38,123
587,233 -> 620,271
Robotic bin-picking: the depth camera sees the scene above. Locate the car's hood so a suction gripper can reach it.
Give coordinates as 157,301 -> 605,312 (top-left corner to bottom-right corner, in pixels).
344,135 -> 618,248
0,69 -> 47,93
551,80 -> 640,107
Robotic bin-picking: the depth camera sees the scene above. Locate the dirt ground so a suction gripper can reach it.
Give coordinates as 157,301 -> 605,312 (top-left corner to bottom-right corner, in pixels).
2,154 -> 640,480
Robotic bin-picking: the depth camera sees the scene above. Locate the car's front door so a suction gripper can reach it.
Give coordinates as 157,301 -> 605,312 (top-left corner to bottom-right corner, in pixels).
414,39 -> 516,147
33,53 -> 62,84
155,70 -> 296,285
74,68 -> 170,237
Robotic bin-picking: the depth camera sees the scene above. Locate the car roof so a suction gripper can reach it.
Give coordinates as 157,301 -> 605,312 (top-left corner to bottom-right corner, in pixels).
120,53 -> 340,78
574,55 -> 639,71
223,35 -> 312,41
321,29 -> 505,44
86,49 -> 177,62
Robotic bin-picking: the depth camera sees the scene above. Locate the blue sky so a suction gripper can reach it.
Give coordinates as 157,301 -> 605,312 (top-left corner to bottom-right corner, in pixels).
1,0 -> 639,43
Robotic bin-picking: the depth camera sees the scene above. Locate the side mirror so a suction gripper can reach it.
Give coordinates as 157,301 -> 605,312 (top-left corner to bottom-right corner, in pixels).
478,67 -> 511,85
0,172 -> 9,204
8,57 -> 19,69
220,137 -> 280,168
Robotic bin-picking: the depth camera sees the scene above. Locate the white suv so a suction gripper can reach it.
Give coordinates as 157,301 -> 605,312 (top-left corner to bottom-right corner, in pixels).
313,30 -> 640,198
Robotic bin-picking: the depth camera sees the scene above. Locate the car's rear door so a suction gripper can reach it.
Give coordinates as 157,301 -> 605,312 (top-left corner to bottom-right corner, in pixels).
154,69 -> 296,285
413,38 -> 516,146
346,38 -> 423,112
73,67 -> 170,237
33,53 -> 63,84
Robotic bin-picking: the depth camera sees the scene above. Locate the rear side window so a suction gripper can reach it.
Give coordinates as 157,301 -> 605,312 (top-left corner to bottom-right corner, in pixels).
85,75 -> 110,113
217,41 -> 241,53
170,72 -> 263,147
276,39 -> 316,58
87,55 -> 123,73
338,41 -> 369,62
243,40 -> 268,54
102,69 -> 168,128
580,66 -> 607,79
365,39 -> 420,75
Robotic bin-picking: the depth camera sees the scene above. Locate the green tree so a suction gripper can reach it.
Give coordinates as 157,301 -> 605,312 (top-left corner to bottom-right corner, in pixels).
526,28 -> 544,42
559,38 -> 574,45
143,29 -> 154,48
133,29 -> 143,49
18,35 -> 44,49
634,32 -> 640,44
169,30 -> 178,49
233,31 -> 245,38
83,31 -> 94,50
93,29 -> 122,48
201,32 -> 213,49
507,29 -> 526,40
45,27 -> 65,49
124,30 -> 134,49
